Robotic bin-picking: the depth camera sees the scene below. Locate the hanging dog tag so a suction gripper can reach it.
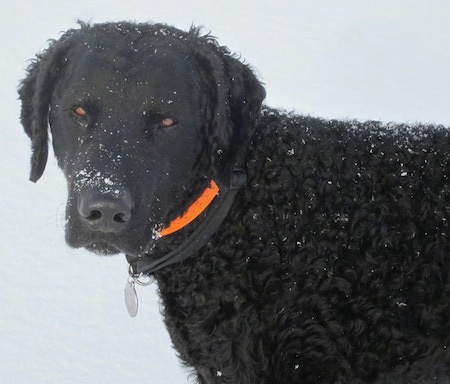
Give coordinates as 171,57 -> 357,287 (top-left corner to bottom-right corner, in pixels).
124,278 -> 139,317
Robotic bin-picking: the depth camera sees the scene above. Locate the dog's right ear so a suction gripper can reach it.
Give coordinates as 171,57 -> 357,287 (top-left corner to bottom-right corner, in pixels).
18,36 -> 75,182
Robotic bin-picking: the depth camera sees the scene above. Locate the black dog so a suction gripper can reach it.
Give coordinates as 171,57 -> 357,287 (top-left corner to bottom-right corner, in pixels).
19,22 -> 450,383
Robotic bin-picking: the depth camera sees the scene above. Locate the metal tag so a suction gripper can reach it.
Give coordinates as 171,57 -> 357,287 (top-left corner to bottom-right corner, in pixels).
124,278 -> 139,317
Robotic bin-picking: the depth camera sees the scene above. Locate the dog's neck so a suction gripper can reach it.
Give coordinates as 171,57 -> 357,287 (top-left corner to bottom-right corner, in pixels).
123,168 -> 247,317
126,168 -> 246,275
158,180 -> 220,237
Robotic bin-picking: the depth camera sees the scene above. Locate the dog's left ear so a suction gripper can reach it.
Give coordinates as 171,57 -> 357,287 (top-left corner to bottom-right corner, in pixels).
191,31 -> 266,183
18,36 -> 75,182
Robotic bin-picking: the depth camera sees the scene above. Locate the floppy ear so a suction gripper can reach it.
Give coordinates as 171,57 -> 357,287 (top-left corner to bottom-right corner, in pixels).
222,54 -> 266,157
190,30 -> 266,183
18,37 -> 74,182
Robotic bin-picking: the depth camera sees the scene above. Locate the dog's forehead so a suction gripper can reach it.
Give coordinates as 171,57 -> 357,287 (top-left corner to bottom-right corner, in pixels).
63,42 -> 200,104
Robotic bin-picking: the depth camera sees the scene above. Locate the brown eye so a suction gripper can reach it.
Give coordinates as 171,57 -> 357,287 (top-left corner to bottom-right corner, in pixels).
74,106 -> 87,117
160,118 -> 176,128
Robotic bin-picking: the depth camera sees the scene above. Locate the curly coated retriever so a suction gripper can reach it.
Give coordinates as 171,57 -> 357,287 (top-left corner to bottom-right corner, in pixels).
19,22 -> 450,384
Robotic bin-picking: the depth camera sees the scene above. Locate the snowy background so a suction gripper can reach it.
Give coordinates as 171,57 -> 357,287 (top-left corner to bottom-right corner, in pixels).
2,1 -> 450,383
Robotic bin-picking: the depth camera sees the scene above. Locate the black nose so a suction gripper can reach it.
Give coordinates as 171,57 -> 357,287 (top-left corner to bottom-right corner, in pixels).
77,189 -> 134,233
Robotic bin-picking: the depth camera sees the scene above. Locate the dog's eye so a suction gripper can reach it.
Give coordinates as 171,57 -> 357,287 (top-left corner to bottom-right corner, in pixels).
74,106 -> 87,117
72,106 -> 88,126
160,118 -> 176,128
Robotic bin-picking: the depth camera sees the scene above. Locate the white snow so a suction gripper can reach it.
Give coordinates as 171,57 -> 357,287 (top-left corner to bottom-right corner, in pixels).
2,1 -> 450,383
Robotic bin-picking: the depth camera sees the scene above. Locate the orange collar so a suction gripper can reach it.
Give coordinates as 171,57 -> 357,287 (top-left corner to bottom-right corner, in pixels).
158,180 -> 220,237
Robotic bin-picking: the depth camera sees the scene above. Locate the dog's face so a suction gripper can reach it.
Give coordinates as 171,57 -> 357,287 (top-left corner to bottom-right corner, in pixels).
19,22 -> 265,256
50,43 -> 205,254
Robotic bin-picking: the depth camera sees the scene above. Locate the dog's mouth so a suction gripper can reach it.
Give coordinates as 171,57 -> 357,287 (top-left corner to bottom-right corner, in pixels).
74,237 -> 157,257
65,221 -> 159,257
83,242 -> 123,255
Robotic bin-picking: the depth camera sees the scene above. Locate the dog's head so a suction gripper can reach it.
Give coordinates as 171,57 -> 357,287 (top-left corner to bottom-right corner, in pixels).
18,22 -> 265,256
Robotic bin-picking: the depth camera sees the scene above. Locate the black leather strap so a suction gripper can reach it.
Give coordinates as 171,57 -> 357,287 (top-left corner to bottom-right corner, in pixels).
127,168 -> 246,275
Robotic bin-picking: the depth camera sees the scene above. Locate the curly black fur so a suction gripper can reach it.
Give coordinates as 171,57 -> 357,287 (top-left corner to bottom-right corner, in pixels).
157,111 -> 450,384
19,21 -> 450,383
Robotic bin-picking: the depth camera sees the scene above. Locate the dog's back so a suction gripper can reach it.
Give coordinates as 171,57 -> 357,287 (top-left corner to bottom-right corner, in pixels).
232,109 -> 450,382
